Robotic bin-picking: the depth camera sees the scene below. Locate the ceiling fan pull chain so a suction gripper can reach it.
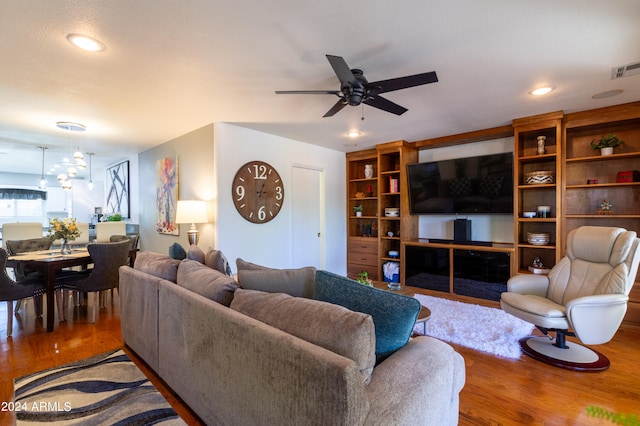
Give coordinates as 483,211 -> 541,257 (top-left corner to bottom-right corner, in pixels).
361,103 -> 365,121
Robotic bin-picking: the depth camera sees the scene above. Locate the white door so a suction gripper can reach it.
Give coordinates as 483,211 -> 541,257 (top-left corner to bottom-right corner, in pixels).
291,165 -> 323,269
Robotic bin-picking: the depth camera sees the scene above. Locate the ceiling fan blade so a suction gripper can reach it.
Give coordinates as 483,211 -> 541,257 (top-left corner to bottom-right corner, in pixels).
323,99 -> 348,117
368,71 -> 438,95
364,95 -> 408,115
275,90 -> 340,95
326,55 -> 359,86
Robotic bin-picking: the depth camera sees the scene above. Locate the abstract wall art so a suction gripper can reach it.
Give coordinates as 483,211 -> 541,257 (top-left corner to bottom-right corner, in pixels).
106,160 -> 130,218
156,156 -> 179,235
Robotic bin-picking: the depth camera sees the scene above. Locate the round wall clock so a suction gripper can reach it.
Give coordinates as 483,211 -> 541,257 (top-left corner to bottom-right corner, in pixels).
232,161 -> 284,223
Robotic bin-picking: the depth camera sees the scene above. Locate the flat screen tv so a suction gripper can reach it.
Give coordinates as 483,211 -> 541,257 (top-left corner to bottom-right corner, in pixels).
407,152 -> 513,215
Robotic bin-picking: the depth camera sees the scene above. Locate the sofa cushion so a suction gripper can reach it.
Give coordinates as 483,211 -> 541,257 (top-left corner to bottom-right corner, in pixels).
187,245 -> 206,263
205,248 -> 233,276
230,289 -> 376,384
177,259 -> 239,306
314,270 -> 421,360
134,251 -> 181,282
236,258 -> 316,298
169,243 -> 186,260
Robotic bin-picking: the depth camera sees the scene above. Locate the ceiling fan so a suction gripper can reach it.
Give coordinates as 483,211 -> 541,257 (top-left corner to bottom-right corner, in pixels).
275,54 -> 438,117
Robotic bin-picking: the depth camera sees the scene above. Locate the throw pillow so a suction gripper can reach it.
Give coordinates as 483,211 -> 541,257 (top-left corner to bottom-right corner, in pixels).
236,257 -> 270,271
133,251 -> 181,282
237,267 -> 316,299
205,248 -> 233,276
187,245 -> 205,263
314,270 -> 421,360
168,243 -> 186,260
176,259 -> 240,306
230,289 -> 376,384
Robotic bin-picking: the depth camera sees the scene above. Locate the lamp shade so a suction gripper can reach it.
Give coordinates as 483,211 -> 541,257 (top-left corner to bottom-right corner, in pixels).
175,200 -> 208,224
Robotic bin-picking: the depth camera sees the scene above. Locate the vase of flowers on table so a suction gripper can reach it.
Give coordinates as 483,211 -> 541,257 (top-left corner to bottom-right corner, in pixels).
48,217 -> 81,254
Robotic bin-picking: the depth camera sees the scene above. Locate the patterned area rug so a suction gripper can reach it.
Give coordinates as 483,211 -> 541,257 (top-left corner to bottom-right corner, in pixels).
414,294 -> 534,359
14,349 -> 186,425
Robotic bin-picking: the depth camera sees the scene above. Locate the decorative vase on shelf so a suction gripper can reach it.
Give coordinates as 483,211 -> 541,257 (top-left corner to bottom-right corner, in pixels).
364,164 -> 374,179
61,240 -> 71,255
537,136 -> 546,155
600,147 -> 614,156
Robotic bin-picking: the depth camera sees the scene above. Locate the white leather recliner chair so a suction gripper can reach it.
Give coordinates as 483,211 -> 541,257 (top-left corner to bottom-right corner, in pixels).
501,226 -> 640,371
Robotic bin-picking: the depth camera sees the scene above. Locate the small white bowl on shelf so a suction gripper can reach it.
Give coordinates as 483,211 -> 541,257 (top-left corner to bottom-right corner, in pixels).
384,208 -> 399,217
523,211 -> 536,218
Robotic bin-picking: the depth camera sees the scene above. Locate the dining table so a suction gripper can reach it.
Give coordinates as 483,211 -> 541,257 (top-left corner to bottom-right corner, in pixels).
8,248 -> 93,332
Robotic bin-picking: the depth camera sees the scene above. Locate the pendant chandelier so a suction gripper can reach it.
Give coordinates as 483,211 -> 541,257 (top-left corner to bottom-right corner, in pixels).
87,152 -> 94,191
56,121 -> 86,190
37,146 -> 48,189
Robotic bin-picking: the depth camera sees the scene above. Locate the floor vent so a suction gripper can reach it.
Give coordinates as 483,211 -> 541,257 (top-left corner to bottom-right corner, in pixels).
611,61 -> 640,79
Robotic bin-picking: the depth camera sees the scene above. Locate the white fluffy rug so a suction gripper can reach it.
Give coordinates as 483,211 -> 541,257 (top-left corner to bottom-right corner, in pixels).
414,294 -> 534,359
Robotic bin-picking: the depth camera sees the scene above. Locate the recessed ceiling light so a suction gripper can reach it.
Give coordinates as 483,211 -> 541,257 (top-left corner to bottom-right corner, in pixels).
56,121 -> 86,132
66,33 -> 106,52
347,131 -> 361,138
529,86 -> 555,96
592,89 -> 623,99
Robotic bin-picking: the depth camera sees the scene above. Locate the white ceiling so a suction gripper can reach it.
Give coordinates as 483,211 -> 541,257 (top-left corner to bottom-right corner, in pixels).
1,0 -> 639,178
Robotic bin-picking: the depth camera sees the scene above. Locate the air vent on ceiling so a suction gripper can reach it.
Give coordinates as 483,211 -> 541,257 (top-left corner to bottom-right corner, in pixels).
611,61 -> 640,79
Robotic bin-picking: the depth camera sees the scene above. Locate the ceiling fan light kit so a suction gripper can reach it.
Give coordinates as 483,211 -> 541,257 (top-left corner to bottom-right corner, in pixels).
276,54 -> 438,117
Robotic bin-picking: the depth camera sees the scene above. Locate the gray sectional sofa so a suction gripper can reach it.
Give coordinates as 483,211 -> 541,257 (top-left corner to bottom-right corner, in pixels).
119,251 -> 465,425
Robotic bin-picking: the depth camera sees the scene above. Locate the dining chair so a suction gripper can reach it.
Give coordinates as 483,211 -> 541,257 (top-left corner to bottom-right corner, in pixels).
74,222 -> 90,245
57,240 -> 131,323
95,222 -> 127,242
2,222 -> 43,249
109,234 -> 139,251
0,248 -> 46,337
5,237 -> 52,316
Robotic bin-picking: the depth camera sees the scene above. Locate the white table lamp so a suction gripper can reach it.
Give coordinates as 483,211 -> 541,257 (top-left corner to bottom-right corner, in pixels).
175,200 -> 208,245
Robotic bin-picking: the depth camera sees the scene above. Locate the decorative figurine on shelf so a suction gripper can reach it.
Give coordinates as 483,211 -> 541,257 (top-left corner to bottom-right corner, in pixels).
355,191 -> 366,199
537,136 -> 546,155
528,257 -> 550,274
598,199 -> 613,215
364,164 -> 374,179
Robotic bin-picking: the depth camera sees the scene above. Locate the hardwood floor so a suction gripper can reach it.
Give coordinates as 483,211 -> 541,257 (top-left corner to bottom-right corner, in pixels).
1,292 -> 638,425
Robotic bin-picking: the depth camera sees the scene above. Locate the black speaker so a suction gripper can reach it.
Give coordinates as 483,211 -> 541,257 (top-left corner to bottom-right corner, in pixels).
454,219 -> 471,242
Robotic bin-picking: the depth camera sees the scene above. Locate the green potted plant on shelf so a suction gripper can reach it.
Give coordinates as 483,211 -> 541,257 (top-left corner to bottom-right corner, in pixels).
590,134 -> 624,156
353,205 -> 363,217
356,271 -> 373,286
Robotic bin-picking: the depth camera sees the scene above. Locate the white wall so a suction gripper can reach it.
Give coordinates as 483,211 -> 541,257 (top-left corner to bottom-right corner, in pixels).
138,124 -> 215,253
214,123 -> 346,274
416,137 -> 514,243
